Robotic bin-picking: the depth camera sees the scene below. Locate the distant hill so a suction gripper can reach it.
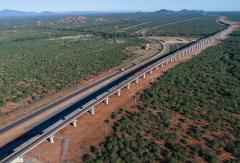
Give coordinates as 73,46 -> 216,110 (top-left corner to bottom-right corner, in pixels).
178,9 -> 205,14
0,9 -> 56,17
0,9 -> 135,17
155,9 -> 175,13
154,9 -> 205,15
0,9 -> 206,17
0,9 -> 105,17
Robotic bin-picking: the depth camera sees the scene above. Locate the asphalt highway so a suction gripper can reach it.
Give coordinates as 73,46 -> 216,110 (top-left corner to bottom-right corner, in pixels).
0,16 -> 234,162
0,47 -> 172,160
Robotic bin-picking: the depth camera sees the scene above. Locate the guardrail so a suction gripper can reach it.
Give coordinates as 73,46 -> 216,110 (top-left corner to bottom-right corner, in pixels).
0,18 -> 234,163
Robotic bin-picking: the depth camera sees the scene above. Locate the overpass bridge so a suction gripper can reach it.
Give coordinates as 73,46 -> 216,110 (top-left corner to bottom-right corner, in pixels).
0,17 -> 236,163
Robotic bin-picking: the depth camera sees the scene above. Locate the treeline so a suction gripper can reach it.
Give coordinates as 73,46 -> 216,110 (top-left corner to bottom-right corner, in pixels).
84,30 -> 240,162
0,36 -> 147,109
148,17 -> 225,37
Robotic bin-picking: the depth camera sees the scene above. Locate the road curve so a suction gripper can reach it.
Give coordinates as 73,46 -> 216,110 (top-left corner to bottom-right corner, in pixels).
0,42 -> 167,149
0,17 -> 235,163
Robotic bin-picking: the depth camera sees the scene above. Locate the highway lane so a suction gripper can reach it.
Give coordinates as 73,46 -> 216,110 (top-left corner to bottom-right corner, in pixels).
0,47 -> 175,160
0,40 -> 165,136
0,71 -> 120,133
1,16 -> 235,162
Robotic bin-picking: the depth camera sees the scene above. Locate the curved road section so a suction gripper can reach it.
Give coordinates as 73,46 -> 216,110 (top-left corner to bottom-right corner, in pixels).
0,17 -> 236,163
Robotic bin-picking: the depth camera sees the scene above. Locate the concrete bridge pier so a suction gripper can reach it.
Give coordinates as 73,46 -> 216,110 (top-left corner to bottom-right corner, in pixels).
143,73 -> 146,78
161,63 -> 164,67
174,55 -> 177,60
11,157 -> 24,163
117,89 -> 121,96
150,69 -> 153,74
127,83 -> 131,89
155,66 -> 159,70
90,108 -> 95,115
136,77 -> 139,84
105,98 -> 109,105
49,135 -> 54,144
179,54 -> 181,59
72,119 -> 77,127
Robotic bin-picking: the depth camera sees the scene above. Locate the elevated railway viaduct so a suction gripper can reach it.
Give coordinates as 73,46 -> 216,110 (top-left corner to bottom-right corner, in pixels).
0,16 -> 236,163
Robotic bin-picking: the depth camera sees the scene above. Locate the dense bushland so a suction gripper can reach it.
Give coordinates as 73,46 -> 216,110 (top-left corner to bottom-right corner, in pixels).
148,17 -> 224,37
84,30 -> 240,162
0,32 -> 147,108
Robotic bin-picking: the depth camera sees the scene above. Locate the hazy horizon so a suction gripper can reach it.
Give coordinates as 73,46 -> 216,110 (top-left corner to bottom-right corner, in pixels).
0,0 -> 239,12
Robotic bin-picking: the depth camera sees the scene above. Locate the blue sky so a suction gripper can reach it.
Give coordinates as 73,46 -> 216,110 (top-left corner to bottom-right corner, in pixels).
0,0 -> 239,12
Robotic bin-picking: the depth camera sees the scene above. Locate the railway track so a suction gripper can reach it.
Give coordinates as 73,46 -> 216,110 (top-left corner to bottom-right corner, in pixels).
0,17 -> 235,163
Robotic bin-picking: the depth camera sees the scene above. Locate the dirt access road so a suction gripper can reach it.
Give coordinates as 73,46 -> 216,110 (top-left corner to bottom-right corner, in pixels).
0,39 -> 167,148
25,39 -> 219,162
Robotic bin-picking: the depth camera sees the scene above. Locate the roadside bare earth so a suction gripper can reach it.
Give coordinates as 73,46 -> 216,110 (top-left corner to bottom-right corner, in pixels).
0,42 -> 161,127
0,40 -> 168,149
26,54 -> 194,163
26,39 -> 217,162
149,36 -> 196,45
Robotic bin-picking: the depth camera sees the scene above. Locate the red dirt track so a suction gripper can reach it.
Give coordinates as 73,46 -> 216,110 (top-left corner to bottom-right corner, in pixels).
26,55 -> 194,162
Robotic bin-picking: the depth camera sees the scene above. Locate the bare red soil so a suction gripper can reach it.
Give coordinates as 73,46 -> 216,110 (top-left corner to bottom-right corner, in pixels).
25,55 -> 194,162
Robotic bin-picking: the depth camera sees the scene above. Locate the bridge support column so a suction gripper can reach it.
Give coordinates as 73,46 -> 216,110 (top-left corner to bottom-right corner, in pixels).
155,66 -> 159,70
136,77 -> 139,84
11,157 -> 24,163
127,83 -> 131,89
49,135 -> 54,144
170,58 -> 173,63
143,73 -> 146,78
161,63 -> 164,67
90,108 -> 95,115
105,98 -> 109,105
117,89 -> 121,96
150,69 -> 153,74
72,119 -> 77,127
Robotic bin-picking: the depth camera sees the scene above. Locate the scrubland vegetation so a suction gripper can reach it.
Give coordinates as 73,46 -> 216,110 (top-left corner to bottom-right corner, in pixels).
0,11 -> 235,115
0,30 -> 146,109
147,16 -> 225,37
84,30 -> 240,162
